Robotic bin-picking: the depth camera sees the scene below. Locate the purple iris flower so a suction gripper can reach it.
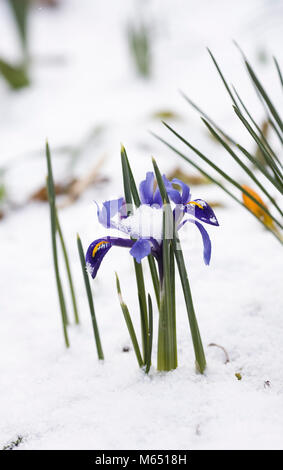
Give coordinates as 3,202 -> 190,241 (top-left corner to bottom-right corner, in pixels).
86,172 -> 218,279
163,176 -> 219,265
86,172 -> 162,278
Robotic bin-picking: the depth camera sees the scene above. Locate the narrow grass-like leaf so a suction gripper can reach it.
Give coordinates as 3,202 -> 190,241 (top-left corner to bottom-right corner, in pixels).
157,48 -> 283,243
115,272 -> 143,367
207,48 -> 237,106
46,143 -> 69,326
170,243 -> 176,364
56,212 -> 79,324
138,292 -> 148,366
122,151 -> 160,308
45,142 -> 69,347
233,106 -> 283,183
208,46 -> 283,169
267,117 -> 283,146
202,118 -> 283,218
120,145 -> 133,214
77,234 -> 104,360
134,260 -> 149,364
120,145 -> 148,362
121,147 -> 141,207
162,121 -> 283,230
152,159 -> 177,370
233,105 -> 283,178
236,144 -> 283,194
208,49 -> 283,175
173,232 -> 206,373
211,43 -> 283,147
148,168 -> 202,369
151,131 -> 283,244
245,70 -> 283,145
123,152 -> 161,302
145,294 -> 153,374
148,254 -> 160,309
180,90 -> 236,145
47,175 -> 69,341
244,60 -> 283,132
210,45 -> 278,162
152,157 -> 169,203
232,86 -> 282,168
163,211 -> 174,369
181,52 -> 283,166
273,57 -> 283,89
157,208 -> 177,371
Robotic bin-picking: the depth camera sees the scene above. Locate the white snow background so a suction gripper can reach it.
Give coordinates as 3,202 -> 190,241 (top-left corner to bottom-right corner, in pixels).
0,0 -> 283,450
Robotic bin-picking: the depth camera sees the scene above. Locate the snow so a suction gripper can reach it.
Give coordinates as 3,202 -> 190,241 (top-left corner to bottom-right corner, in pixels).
0,0 -> 283,450
120,205 -> 164,240
86,262 -> 94,277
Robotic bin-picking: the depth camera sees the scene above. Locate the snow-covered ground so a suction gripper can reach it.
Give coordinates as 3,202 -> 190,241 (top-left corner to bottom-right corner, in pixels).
0,0 -> 283,450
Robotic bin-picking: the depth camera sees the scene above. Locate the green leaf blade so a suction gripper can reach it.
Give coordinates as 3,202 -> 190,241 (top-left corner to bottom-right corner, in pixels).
77,234 -> 104,360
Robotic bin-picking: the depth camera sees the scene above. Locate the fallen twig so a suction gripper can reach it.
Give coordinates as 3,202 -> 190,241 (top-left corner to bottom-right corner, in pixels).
208,342 -> 230,364
58,153 -> 107,208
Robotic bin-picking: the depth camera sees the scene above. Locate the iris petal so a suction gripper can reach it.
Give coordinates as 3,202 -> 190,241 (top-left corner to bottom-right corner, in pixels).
185,199 -> 219,226
139,172 -> 155,205
163,175 -> 182,204
171,178 -> 191,204
130,238 -> 152,263
86,236 -> 134,279
152,188 -> 162,207
86,237 -> 113,279
96,198 -> 125,229
192,220 -> 212,265
178,218 -> 212,265
118,199 -> 128,220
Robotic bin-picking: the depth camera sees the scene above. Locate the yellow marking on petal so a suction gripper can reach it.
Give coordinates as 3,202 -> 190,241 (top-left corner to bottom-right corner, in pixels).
242,185 -> 274,228
186,201 -> 204,210
92,241 -> 110,258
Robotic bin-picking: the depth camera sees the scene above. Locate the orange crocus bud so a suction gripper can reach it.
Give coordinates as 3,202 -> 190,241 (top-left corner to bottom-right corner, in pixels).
242,185 -> 273,228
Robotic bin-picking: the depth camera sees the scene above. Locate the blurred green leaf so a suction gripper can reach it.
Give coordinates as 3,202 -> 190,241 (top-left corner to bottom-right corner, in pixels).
127,22 -> 151,78
7,0 -> 29,52
0,58 -> 29,89
0,169 -> 7,213
151,110 -> 181,121
0,184 -> 6,203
